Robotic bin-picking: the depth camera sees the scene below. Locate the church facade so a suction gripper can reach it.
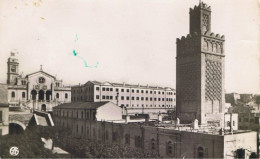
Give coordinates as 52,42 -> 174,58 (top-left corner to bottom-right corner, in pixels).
7,53 -> 71,111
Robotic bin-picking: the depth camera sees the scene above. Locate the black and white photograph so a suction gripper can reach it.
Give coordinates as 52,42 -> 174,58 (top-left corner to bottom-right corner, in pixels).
0,0 -> 259,158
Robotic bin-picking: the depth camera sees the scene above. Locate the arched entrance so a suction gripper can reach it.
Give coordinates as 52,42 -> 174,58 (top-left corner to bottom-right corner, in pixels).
41,104 -> 46,111
46,90 -> 52,101
9,121 -> 26,134
31,90 -> 37,100
39,90 -> 44,100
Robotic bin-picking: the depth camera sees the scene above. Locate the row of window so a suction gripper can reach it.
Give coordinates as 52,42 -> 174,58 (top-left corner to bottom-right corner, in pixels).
98,95 -> 174,101
97,87 -> 175,95
121,104 -> 174,108
54,109 -> 96,120
239,117 -> 259,124
11,92 -> 26,98
11,91 -> 68,99
21,80 -> 27,85
73,87 -> 94,93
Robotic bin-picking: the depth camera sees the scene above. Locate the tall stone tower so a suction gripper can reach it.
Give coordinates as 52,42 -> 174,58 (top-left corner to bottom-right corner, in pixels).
176,2 -> 225,126
7,52 -> 19,85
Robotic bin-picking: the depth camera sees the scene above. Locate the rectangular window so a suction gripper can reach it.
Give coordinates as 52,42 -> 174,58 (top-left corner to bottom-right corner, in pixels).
150,91 -> 152,94
158,91 -> 161,94
96,87 -> 100,91
96,95 -> 99,99
106,96 -> 109,99
110,96 -> 113,100
150,97 -> 153,101
141,97 -> 144,101
110,88 -> 113,91
121,96 -> 124,100
146,97 -> 148,101
158,98 -> 161,101
127,96 -> 130,100
162,92 -> 164,95
154,98 -> 157,101
132,89 -> 134,93
136,97 -> 139,100
146,90 -> 148,94
112,132 -> 117,142
102,95 -> 105,99
22,92 -> 26,98
102,87 -> 105,91
135,136 -> 142,148
116,88 -> 119,92
141,90 -> 144,93
137,90 -> 139,93
106,88 -> 109,91
132,97 -> 135,100
255,117 -> 259,124
93,112 -> 96,120
162,98 -> 165,101
127,89 -> 129,92
0,111 -> 2,122
154,91 -> 156,94
121,89 -> 124,92
125,134 -> 130,145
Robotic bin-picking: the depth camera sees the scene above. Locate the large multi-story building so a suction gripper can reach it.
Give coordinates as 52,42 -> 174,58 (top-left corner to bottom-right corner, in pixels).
6,53 -> 71,111
176,2 -> 225,126
71,81 -> 175,114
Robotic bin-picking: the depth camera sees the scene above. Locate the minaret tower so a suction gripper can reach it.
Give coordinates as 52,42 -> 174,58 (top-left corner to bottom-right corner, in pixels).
7,52 -> 19,85
176,2 -> 225,126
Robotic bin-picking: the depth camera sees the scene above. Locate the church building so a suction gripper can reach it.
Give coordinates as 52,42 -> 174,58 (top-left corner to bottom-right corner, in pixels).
7,53 -> 71,111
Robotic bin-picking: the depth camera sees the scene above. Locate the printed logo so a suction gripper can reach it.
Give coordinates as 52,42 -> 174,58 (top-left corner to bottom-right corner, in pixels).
9,146 -> 19,156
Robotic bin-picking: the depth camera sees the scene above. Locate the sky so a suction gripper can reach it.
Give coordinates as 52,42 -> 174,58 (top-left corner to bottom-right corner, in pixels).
0,0 -> 259,94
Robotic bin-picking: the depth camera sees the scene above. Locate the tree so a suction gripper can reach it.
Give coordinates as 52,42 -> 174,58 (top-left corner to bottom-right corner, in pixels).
249,152 -> 258,159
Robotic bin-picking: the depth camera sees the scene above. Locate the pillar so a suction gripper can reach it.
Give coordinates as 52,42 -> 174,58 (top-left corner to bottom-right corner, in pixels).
44,92 -> 46,101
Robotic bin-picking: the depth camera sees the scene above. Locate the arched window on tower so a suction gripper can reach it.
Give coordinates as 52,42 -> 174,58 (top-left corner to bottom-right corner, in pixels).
151,138 -> 156,150
197,146 -> 204,159
56,93 -> 59,98
11,91 -> 15,98
65,93 -> 68,99
167,141 -> 173,155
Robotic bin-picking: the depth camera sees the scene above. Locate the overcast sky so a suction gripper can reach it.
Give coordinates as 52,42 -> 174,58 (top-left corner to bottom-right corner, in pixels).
0,0 -> 259,94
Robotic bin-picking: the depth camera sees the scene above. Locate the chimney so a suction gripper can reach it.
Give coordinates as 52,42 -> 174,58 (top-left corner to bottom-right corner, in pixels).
219,128 -> 224,135
230,113 -> 233,131
191,119 -> 199,129
125,115 -> 130,124
158,113 -> 163,122
145,115 -> 150,124
176,118 -> 180,125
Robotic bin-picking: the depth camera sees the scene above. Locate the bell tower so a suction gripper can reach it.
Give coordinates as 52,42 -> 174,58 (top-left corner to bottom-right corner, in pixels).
176,2 -> 225,127
7,52 -> 19,85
